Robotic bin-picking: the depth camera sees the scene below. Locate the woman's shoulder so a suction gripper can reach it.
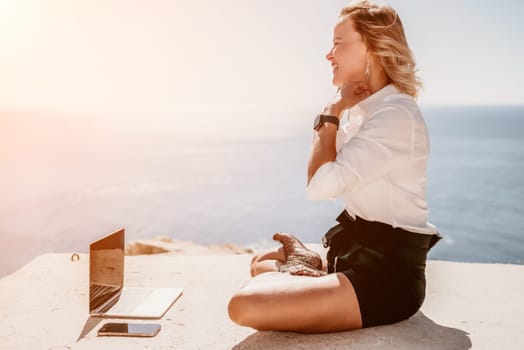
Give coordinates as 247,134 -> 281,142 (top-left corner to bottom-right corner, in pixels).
360,93 -> 430,155
383,90 -> 420,112
370,92 -> 425,127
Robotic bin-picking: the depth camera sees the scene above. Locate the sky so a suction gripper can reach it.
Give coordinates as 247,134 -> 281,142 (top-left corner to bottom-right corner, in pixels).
0,0 -> 522,122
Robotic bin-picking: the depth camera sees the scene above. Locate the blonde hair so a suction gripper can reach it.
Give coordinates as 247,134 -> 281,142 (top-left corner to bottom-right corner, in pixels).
339,0 -> 423,99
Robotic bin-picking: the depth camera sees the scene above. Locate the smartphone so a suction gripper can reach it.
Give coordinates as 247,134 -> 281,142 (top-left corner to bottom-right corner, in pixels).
97,322 -> 161,337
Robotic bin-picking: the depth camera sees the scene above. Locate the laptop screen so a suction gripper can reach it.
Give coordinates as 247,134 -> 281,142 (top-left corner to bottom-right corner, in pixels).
89,228 -> 125,314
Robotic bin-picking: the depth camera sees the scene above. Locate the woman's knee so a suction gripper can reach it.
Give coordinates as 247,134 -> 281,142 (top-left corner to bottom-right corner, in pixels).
227,290 -> 267,328
227,292 -> 248,326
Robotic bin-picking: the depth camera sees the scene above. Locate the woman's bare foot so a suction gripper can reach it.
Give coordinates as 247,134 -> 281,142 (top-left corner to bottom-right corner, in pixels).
273,232 -> 326,277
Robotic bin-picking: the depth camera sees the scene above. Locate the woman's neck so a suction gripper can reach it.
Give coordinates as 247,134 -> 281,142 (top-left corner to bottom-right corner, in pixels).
366,68 -> 390,95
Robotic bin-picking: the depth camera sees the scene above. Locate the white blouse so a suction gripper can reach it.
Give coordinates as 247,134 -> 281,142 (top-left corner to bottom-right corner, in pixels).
306,83 -> 439,235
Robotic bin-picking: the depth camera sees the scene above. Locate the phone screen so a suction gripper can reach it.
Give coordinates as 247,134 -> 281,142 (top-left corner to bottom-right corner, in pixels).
97,322 -> 161,337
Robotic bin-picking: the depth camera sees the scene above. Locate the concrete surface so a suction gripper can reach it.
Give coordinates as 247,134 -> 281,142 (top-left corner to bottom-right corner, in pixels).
0,247 -> 522,349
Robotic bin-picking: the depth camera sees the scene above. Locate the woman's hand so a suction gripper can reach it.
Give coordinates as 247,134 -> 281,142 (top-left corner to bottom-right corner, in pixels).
323,80 -> 371,118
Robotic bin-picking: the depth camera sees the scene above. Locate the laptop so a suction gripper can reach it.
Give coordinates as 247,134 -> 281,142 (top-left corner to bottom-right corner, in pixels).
89,228 -> 183,318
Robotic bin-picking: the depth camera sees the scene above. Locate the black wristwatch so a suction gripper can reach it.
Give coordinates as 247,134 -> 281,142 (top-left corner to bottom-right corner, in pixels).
313,114 -> 339,131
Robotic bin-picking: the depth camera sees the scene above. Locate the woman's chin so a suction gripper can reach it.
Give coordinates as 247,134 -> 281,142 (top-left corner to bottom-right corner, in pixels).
332,75 -> 346,88
333,81 -> 345,89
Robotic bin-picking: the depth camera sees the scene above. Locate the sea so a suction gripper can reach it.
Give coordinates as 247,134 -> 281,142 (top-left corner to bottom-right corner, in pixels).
1,105 -> 523,277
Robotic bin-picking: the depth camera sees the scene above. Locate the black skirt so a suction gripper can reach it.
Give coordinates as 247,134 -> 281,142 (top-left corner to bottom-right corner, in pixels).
322,210 -> 443,328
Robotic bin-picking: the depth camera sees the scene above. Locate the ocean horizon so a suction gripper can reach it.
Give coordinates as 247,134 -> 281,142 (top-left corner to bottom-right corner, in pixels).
1,104 -> 523,277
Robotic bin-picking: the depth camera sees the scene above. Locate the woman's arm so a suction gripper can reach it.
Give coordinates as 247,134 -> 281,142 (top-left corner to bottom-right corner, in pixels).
307,81 -> 371,187
307,103 -> 344,186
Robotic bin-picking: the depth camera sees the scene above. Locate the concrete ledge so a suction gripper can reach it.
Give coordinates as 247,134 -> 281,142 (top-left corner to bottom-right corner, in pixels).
0,246 -> 522,349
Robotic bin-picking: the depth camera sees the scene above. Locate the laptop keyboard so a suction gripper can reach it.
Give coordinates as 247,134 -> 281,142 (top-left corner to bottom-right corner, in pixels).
90,283 -> 121,311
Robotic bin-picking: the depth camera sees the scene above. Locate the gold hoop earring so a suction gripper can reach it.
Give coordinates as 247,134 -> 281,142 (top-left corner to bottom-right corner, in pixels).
364,60 -> 370,81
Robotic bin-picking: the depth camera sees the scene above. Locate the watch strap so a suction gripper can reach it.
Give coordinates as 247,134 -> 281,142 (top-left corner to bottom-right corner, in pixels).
314,114 -> 339,131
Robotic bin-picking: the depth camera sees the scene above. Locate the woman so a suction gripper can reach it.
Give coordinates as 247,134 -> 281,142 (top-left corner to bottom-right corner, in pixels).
228,0 -> 443,332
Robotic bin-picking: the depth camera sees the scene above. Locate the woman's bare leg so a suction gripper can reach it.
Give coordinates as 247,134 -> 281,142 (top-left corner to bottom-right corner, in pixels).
228,271 -> 363,333
249,245 -> 285,276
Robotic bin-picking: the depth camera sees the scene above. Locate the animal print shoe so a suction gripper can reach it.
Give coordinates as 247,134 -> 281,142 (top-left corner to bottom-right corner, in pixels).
273,232 -> 326,277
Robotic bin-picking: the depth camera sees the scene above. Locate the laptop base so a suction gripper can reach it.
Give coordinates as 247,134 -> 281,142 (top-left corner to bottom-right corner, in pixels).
90,287 -> 183,319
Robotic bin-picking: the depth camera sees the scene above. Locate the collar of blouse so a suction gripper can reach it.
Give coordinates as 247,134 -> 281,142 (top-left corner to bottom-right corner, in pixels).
351,83 -> 403,121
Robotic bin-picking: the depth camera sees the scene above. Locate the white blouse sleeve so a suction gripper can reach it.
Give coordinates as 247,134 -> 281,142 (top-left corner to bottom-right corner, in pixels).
306,106 -> 415,200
